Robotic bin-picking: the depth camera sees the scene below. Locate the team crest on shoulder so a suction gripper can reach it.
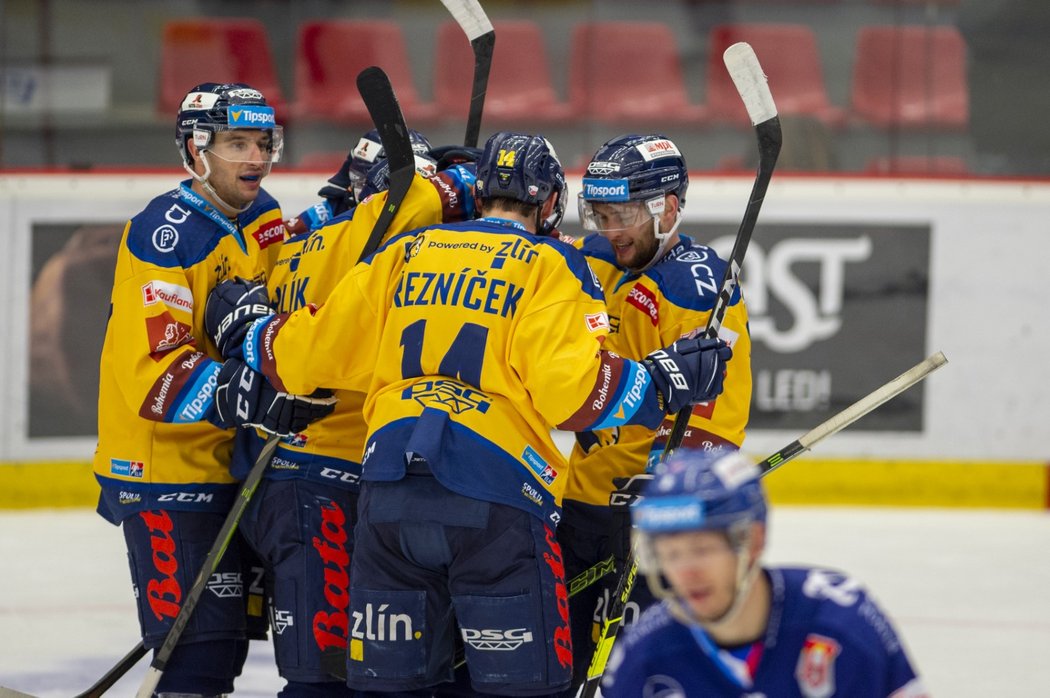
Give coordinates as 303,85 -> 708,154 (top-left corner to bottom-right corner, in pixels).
795,633 -> 841,698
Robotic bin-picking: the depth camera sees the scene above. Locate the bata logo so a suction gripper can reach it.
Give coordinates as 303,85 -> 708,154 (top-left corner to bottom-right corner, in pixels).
460,627 -> 534,651
142,281 -> 194,312
626,285 -> 659,326
312,500 -> 351,652
141,511 -> 182,622
637,139 -> 681,160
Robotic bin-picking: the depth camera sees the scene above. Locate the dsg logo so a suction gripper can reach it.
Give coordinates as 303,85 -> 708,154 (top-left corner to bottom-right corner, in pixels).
460,627 -> 534,651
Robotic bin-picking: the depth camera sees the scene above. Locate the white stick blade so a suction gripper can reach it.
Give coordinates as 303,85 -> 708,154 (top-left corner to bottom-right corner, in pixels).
798,351 -> 948,450
440,0 -> 494,40
723,42 -> 778,125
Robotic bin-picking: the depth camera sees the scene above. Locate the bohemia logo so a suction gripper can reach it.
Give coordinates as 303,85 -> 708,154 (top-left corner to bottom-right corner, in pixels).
626,284 -> 659,326
140,510 -> 182,621
312,500 -> 351,652
541,524 -> 572,669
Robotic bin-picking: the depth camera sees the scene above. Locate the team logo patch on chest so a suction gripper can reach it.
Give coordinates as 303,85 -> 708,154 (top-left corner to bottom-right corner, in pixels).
795,633 -> 841,698
625,284 -> 659,326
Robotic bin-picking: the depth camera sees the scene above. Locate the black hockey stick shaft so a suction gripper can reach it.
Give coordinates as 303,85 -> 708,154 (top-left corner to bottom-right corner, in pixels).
440,0 -> 495,147
136,434 -> 280,696
578,43 -> 781,698
356,66 -> 418,259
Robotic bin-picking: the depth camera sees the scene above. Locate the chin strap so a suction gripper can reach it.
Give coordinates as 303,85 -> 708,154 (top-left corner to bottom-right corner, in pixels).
182,151 -> 256,216
636,208 -> 684,273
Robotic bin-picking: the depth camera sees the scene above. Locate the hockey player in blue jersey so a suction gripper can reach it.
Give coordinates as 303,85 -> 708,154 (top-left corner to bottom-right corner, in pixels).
600,449 -> 927,698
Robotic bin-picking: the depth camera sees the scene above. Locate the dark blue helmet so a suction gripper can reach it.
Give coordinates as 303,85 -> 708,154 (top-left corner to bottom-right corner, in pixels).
175,82 -> 282,167
358,152 -> 439,200
633,449 -> 767,538
581,134 -> 688,206
348,128 -> 433,199
476,131 -> 567,234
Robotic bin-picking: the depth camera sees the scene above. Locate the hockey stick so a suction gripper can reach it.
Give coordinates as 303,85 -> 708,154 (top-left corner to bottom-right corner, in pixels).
135,435 -> 280,697
134,67 -> 416,697
356,66 -> 418,260
439,0 -> 495,147
576,42 -> 780,698
576,352 -> 947,695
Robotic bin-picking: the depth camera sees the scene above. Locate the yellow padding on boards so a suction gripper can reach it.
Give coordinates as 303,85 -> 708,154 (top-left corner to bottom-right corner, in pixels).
0,461 -> 98,509
761,458 -> 1048,509
0,458 -> 1047,509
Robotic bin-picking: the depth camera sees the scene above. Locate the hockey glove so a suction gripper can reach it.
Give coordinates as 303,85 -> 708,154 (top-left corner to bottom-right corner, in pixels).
205,278 -> 273,359
317,150 -> 358,217
642,337 -> 733,414
213,359 -> 336,436
429,144 -> 483,171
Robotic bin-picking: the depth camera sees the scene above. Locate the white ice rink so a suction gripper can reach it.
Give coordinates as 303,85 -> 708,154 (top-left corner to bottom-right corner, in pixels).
2,506 -> 1049,696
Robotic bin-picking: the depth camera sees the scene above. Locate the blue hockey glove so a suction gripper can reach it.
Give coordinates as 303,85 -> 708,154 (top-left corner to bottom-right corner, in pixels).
317,150 -> 358,217
204,278 -> 273,359
642,337 -> 733,414
213,359 -> 337,436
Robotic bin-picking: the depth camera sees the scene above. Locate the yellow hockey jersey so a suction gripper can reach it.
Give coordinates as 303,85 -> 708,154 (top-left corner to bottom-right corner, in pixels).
94,182 -> 284,523
563,234 -> 752,508
231,168 -> 478,487
242,219 -> 667,525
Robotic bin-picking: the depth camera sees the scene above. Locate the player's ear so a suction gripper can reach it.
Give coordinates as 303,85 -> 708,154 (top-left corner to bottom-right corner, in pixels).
749,522 -> 767,558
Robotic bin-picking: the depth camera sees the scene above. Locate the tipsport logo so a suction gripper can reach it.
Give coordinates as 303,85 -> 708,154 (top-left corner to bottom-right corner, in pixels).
582,177 -> 629,201
228,105 -> 276,127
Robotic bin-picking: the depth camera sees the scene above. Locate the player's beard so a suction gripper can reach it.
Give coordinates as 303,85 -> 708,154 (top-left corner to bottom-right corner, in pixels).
622,231 -> 661,272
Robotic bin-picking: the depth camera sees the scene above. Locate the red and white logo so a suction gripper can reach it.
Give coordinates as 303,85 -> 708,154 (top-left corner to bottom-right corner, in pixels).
637,139 -> 682,161
146,314 -> 193,356
585,312 -> 609,332
252,219 -> 285,249
795,633 -> 841,698
625,284 -> 659,326
142,280 -> 194,313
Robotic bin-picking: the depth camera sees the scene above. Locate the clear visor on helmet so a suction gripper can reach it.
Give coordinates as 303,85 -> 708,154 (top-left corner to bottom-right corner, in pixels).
194,125 -> 284,165
578,195 -> 665,232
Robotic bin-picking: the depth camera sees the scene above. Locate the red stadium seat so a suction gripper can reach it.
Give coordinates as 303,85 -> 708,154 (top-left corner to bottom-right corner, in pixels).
293,20 -> 437,125
434,20 -> 575,125
569,21 -> 707,125
159,19 -> 287,119
706,24 -> 845,128
850,25 -> 969,130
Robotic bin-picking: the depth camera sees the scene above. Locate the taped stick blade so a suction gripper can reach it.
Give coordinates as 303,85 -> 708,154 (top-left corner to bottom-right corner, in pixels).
724,42 -> 778,125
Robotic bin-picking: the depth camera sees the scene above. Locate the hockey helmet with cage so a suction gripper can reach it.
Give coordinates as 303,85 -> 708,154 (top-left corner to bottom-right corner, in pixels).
175,82 -> 283,169
578,134 -> 688,257
347,128 -> 433,200
475,131 -> 567,235
633,448 -> 768,625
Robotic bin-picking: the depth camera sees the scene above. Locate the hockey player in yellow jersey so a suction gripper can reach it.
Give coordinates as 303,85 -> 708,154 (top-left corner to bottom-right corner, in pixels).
207,131 -> 732,695
205,134 -> 478,695
92,83 -> 333,696
558,133 -> 753,693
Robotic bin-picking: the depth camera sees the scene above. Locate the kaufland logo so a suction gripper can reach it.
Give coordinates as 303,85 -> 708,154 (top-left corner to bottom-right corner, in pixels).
142,280 -> 194,312
228,105 -> 275,127
582,178 -> 629,201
